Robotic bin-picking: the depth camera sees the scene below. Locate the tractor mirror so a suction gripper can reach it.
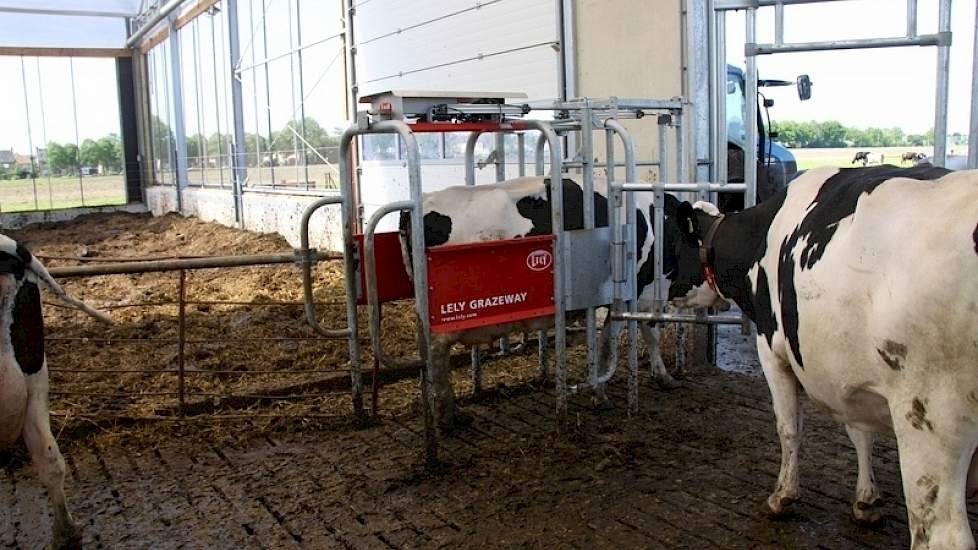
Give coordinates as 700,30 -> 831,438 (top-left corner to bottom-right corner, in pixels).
797,75 -> 812,101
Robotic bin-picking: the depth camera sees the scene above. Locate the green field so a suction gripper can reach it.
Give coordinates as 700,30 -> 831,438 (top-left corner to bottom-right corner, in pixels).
789,146 -> 969,170
0,174 -> 128,213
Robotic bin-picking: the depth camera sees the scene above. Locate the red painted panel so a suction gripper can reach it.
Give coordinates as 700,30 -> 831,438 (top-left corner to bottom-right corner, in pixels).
353,232 -> 415,305
427,235 -> 555,333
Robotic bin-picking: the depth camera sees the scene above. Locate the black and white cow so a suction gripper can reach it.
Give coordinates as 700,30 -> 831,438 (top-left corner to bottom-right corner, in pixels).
0,235 -> 111,549
399,175 -> 699,428
668,165 -> 978,548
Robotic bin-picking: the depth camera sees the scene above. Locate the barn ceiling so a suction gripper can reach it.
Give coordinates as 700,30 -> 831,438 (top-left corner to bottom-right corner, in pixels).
0,0 -> 142,17
0,0 -> 150,50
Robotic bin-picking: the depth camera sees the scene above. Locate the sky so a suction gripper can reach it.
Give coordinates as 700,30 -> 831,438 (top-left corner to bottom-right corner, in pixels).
0,0 -> 975,156
725,0 -> 976,135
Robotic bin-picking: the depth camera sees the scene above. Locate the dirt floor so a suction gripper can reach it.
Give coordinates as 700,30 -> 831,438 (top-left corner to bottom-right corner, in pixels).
2,212 -> 976,548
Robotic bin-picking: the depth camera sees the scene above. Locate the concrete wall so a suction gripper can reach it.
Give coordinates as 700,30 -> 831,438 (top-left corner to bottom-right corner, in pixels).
145,186 -> 345,252
0,203 -> 149,231
573,0 -> 684,181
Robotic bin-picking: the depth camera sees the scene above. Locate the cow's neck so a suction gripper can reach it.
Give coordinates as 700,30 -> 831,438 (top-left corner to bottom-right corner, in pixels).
701,193 -> 784,319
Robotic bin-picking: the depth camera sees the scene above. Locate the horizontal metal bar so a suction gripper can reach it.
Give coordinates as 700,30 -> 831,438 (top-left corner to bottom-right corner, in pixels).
47,252 -> 323,278
617,182 -> 747,193
0,5 -> 135,17
749,34 -> 944,56
234,30 -> 344,73
716,0 -> 849,9
49,368 -> 344,375
533,98 -> 684,111
613,312 -> 746,325
561,160 -> 661,169
0,47 -> 133,58
49,412 -> 347,422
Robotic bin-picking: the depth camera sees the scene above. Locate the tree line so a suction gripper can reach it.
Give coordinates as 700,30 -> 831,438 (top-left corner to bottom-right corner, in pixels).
772,120 -> 969,149
152,116 -> 342,168
1,135 -> 123,180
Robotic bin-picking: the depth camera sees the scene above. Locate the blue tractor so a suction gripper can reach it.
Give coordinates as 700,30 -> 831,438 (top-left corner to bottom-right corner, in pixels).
721,64 -> 812,211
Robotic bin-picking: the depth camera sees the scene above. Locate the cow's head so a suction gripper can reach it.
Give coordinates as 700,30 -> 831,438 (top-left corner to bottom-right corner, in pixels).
665,199 -> 731,310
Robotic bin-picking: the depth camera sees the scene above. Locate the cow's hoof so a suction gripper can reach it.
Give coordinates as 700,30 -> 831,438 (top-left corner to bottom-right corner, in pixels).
52,525 -> 82,550
653,376 -> 683,391
438,411 -> 474,434
591,395 -> 614,411
852,499 -> 884,525
766,493 -> 798,518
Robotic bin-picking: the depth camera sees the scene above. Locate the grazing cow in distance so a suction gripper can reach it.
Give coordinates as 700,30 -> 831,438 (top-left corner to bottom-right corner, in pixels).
0,235 -> 112,549
851,151 -> 884,166
902,151 -> 926,163
399,176 -> 702,429
668,165 -> 978,548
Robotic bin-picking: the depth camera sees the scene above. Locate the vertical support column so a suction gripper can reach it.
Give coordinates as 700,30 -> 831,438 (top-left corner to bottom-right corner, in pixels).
517,133 -> 526,177
710,11 -> 729,190
744,7 -> 758,209
970,0 -> 978,169
339,128 -> 364,420
580,104 -> 599,403
342,0 -> 362,229
117,56 -> 144,203
493,132 -> 512,356
605,119 -> 638,414
907,0 -> 918,38
227,0 -> 247,224
494,132 -> 506,182
932,0 -> 952,167
168,14 -> 189,196
654,115 -> 670,311
464,131 -> 483,185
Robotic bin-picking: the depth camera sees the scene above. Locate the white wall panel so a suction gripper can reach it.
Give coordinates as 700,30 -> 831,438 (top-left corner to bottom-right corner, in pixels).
353,0 -> 559,101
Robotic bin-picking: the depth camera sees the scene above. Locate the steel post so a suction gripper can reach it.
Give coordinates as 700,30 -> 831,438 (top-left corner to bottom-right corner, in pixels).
464,131 -> 483,185
971,0 -> 978,169
227,0 -> 246,224
744,7 -> 759,209
167,14 -> 189,193
907,0 -> 918,38
933,0 -> 952,166
520,120 -> 565,427
604,119 -> 639,413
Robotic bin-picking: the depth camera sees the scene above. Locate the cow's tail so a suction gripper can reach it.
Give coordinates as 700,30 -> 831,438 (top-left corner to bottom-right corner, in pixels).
27,256 -> 112,324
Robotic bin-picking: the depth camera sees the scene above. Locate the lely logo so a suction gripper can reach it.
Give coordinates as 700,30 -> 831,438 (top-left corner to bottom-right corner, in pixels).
526,249 -> 553,271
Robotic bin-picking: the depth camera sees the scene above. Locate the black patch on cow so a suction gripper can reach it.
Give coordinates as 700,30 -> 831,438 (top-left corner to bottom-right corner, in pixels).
11,281 -> 44,375
906,398 -> 934,431
877,339 -> 907,371
516,178 -> 609,236
776,166 -> 949,370
973,221 -> 977,256
752,266 -> 778,347
0,251 -> 27,279
422,211 -> 452,247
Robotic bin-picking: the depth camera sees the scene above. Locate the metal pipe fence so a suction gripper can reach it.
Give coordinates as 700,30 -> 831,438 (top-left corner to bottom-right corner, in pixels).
44,251 -> 370,420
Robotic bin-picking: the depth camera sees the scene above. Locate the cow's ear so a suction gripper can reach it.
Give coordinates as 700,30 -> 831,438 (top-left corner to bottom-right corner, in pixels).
663,192 -> 681,216
676,201 -> 697,237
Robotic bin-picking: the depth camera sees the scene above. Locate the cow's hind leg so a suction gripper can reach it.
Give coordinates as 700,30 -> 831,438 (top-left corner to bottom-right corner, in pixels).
23,365 -> 79,549
640,323 -> 680,390
757,338 -> 802,516
590,316 -> 617,410
846,424 -> 882,524
892,395 -> 977,549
